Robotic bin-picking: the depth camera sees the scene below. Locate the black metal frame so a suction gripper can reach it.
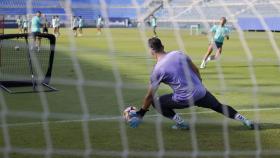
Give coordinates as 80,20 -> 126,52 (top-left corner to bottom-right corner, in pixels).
0,33 -> 57,93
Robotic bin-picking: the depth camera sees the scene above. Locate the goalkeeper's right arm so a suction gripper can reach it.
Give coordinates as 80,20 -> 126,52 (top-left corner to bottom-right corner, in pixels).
137,85 -> 153,117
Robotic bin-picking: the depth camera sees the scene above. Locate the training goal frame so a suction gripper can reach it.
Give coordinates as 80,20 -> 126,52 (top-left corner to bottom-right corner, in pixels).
0,33 -> 57,93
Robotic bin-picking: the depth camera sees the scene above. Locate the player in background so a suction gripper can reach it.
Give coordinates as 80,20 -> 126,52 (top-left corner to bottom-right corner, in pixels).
72,16 -> 79,37
52,16 -> 57,35
150,15 -> 157,37
31,11 -> 42,51
96,15 -> 103,35
42,14 -> 48,34
78,16 -> 84,36
16,16 -> 23,33
22,16 -> 29,33
56,15 -> 61,37
200,17 -> 230,69
128,37 -> 257,130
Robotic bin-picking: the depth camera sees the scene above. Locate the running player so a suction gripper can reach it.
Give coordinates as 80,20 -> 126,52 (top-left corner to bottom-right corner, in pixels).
150,15 -> 157,37
200,17 -> 230,69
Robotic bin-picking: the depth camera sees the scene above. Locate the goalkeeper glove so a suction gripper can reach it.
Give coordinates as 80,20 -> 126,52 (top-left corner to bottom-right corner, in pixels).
128,111 -> 141,128
129,116 -> 141,128
128,108 -> 148,128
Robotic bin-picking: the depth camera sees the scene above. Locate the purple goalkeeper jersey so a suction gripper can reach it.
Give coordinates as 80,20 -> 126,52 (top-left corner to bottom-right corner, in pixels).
150,51 -> 206,102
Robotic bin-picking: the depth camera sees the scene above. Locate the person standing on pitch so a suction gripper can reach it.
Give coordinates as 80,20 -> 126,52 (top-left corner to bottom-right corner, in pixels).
31,11 -> 42,51
22,16 -> 29,33
42,14 -> 48,34
96,15 -> 103,35
52,16 -> 57,35
56,15 -> 61,37
200,17 -> 230,69
128,37 -> 257,130
72,16 -> 79,37
78,16 -> 84,36
16,16 -> 23,33
150,15 -> 157,37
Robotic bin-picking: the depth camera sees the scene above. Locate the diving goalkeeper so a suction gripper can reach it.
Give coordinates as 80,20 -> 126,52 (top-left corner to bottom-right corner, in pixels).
129,37 -> 257,130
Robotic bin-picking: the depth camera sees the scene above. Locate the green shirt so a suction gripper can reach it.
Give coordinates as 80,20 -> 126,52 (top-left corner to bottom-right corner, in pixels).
150,17 -> 157,27
211,25 -> 230,43
79,19 -> 84,27
31,16 -> 41,33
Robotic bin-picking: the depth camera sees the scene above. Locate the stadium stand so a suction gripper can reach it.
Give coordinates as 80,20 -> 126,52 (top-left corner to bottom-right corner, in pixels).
0,0 -> 279,30
238,17 -> 280,31
154,0 -> 280,31
0,0 -> 61,8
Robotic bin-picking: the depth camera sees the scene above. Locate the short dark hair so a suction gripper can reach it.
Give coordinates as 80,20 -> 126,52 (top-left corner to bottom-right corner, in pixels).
221,17 -> 227,21
148,37 -> 164,52
36,11 -> 41,14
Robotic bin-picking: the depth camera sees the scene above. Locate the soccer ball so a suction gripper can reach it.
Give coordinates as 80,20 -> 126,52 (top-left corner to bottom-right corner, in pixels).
123,106 -> 137,122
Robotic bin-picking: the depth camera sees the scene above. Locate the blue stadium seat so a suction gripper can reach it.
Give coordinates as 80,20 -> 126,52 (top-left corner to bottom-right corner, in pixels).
0,0 -> 140,23
238,17 -> 280,31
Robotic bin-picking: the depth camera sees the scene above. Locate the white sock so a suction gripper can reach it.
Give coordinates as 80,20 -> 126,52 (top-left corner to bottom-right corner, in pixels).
200,60 -> 206,66
207,55 -> 216,62
172,114 -> 184,124
234,113 -> 250,125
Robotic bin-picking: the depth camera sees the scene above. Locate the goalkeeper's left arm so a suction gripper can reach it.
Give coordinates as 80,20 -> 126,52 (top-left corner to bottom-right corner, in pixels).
137,85 -> 153,117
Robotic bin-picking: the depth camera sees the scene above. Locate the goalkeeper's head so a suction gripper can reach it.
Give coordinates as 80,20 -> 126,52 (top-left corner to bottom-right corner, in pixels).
148,37 -> 165,56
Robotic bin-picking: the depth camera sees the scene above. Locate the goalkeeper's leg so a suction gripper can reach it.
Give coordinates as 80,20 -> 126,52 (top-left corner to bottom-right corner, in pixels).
195,91 -> 257,129
152,94 -> 190,130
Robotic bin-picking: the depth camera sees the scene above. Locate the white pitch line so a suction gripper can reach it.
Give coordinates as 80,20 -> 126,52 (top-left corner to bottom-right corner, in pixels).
3,107 -> 280,128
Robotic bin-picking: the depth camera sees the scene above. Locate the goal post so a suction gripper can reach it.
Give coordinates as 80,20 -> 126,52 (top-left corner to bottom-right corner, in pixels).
0,33 -> 57,93
190,24 -> 200,35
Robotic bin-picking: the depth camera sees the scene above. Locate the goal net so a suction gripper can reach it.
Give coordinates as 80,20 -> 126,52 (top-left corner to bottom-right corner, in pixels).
0,0 -> 280,158
0,33 -> 57,93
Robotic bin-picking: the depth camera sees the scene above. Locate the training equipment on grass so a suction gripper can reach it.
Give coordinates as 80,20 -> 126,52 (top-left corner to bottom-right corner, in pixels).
0,33 -> 57,93
123,106 -> 138,123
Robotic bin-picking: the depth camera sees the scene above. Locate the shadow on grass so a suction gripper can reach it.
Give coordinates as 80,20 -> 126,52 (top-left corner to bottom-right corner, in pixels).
258,122 -> 280,130
230,122 -> 280,131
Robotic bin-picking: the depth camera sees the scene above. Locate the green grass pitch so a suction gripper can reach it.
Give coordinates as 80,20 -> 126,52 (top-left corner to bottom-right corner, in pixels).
1,28 -> 280,158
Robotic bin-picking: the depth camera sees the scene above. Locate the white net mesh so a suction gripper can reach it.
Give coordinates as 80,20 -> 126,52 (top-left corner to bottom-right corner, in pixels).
0,0 -> 280,158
